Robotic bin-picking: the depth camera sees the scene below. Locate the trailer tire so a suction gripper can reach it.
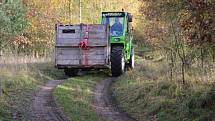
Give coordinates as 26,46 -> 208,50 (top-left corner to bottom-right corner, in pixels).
64,69 -> 78,77
111,46 -> 125,77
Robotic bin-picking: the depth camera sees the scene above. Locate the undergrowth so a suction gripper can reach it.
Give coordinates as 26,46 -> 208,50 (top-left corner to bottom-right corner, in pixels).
112,56 -> 215,121
0,56 -> 64,121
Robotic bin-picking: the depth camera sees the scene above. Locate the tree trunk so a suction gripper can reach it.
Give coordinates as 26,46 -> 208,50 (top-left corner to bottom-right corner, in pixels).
0,50 -> 2,56
212,50 -> 215,63
181,42 -> 186,84
170,50 -> 174,82
0,81 -> 2,97
201,47 -> 204,69
181,61 -> 185,84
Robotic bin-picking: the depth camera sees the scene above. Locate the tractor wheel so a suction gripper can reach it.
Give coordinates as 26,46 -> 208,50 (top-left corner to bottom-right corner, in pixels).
64,68 -> 79,77
128,48 -> 135,69
111,46 -> 125,77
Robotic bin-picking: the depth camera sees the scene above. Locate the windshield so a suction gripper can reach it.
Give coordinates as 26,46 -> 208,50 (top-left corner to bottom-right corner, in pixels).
102,17 -> 124,36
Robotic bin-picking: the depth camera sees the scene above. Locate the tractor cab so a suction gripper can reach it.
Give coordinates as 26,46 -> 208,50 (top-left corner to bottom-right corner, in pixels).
101,12 -> 132,37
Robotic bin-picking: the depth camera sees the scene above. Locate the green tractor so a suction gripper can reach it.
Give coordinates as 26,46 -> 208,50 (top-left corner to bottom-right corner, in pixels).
101,12 -> 134,76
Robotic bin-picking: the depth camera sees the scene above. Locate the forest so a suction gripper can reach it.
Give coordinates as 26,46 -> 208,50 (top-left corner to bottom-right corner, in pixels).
0,0 -> 141,56
0,0 -> 215,121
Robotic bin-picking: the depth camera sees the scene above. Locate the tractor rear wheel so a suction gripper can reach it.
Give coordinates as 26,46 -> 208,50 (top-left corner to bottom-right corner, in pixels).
111,46 -> 125,77
64,68 -> 79,77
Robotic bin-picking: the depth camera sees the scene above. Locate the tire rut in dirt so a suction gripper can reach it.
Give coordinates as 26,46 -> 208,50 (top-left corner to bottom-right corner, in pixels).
29,80 -> 68,121
94,78 -> 134,121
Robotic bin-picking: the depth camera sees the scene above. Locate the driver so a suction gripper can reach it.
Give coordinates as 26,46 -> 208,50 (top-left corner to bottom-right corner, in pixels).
111,18 -> 123,33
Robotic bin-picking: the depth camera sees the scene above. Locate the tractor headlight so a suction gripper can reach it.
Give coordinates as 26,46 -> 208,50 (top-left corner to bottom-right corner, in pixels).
114,38 -> 120,42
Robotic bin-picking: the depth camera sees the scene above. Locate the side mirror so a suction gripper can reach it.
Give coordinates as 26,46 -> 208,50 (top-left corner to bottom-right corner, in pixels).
128,13 -> 133,22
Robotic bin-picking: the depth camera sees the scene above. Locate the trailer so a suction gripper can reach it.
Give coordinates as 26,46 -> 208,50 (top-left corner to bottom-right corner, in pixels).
55,24 -> 110,76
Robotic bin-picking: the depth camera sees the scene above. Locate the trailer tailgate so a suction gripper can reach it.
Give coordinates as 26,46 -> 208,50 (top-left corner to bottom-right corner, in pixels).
55,24 -> 110,69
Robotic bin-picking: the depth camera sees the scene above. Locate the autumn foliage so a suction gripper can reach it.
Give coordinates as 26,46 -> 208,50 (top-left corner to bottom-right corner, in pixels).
0,0 -> 141,56
140,0 -> 215,48
181,0 -> 215,47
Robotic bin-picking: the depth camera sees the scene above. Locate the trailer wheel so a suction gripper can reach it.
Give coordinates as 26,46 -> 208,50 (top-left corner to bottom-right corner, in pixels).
111,46 -> 125,77
64,69 -> 79,77
128,48 -> 134,69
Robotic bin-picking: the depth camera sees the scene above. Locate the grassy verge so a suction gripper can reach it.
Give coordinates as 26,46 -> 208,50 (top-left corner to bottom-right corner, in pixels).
112,57 -> 215,121
0,57 -> 64,121
54,72 -> 106,121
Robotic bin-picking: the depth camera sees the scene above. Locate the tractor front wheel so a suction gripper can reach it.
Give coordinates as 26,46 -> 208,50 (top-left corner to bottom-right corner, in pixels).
111,46 -> 125,77
128,47 -> 134,69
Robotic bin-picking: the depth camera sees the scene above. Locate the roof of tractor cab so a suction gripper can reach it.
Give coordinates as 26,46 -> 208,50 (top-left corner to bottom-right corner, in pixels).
102,12 -> 132,22
102,12 -> 127,17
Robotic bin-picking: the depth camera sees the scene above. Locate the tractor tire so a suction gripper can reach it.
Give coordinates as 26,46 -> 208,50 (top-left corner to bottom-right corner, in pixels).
128,48 -> 134,69
111,46 -> 125,77
64,68 -> 79,77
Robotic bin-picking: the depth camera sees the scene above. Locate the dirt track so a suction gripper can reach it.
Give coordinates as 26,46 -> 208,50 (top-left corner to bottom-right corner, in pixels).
94,78 -> 134,121
28,77 -> 133,121
29,80 -> 68,121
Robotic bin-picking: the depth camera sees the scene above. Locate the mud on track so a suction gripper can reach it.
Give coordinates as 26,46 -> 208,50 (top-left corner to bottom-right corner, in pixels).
94,78 -> 134,121
28,80 -> 68,121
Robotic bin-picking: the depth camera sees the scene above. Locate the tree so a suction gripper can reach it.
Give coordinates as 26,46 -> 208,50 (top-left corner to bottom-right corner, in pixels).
0,0 -> 27,54
139,0 -> 215,83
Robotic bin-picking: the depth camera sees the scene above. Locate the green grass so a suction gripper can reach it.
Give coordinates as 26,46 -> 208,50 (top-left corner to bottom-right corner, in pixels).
112,57 -> 215,121
54,72 -> 106,121
0,59 -> 64,121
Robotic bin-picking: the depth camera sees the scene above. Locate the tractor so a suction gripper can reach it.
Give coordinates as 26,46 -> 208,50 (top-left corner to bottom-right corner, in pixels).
101,12 -> 134,76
